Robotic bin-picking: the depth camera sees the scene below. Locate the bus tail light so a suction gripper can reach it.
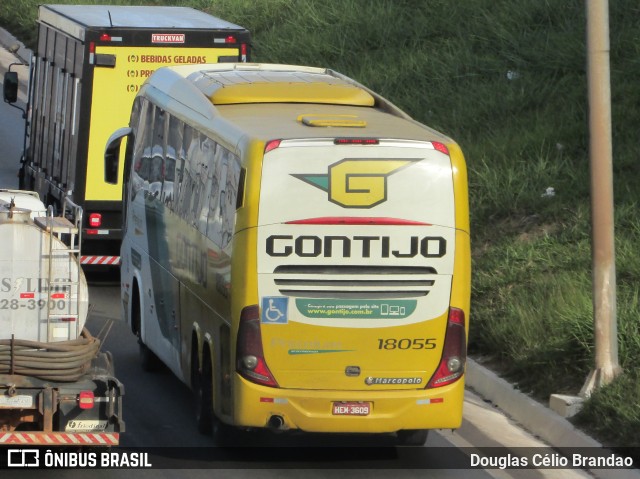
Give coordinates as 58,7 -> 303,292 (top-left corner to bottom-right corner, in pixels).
426,308 -> 466,389
236,305 -> 279,388
432,141 -> 449,155
265,139 -> 281,153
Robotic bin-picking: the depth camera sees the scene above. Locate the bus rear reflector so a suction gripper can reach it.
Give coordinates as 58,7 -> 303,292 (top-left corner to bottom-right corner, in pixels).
236,305 -> 279,388
226,35 -> 237,44
426,307 -> 466,389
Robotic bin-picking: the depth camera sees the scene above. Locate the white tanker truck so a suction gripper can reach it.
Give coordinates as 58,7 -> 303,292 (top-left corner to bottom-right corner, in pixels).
0,190 -> 124,446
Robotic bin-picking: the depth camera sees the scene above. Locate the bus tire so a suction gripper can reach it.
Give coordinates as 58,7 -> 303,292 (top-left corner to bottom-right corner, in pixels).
196,356 -> 213,435
139,339 -> 161,372
132,288 -> 160,372
396,429 -> 429,446
197,353 -> 235,443
211,409 -> 237,446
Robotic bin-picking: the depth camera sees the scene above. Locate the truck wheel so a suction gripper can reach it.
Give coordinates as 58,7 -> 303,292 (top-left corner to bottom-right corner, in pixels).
396,429 -> 429,446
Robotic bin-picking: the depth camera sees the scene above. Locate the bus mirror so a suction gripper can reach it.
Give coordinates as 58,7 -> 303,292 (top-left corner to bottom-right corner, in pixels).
3,72 -> 18,104
104,127 -> 132,185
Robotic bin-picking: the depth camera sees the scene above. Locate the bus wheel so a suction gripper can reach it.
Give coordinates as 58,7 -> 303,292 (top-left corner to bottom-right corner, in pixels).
195,357 -> 213,435
196,355 -> 235,443
396,429 -> 429,446
211,412 -> 236,446
132,290 -> 160,372
139,338 -> 161,372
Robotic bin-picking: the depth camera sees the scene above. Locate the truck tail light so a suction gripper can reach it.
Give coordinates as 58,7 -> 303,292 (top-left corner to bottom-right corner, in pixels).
89,213 -> 102,227
78,391 -> 95,409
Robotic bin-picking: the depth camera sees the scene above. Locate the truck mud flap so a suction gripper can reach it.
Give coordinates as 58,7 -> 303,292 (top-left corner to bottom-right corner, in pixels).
0,431 -> 119,446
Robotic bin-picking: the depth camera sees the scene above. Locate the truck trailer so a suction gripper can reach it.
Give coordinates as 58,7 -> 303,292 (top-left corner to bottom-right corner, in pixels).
5,4 -> 251,268
0,190 -> 124,446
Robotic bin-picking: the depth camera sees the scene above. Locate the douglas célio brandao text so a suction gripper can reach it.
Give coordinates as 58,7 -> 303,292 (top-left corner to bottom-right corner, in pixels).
470,452 -> 634,469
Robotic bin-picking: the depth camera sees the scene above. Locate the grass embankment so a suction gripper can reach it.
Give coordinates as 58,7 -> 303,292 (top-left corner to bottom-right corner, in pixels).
2,0 -> 639,447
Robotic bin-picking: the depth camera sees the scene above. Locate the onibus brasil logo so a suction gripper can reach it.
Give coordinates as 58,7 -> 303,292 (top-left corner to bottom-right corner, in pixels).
293,158 -> 419,208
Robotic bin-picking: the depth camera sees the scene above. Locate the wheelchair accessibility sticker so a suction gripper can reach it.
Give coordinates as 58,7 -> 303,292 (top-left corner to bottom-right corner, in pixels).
261,297 -> 289,324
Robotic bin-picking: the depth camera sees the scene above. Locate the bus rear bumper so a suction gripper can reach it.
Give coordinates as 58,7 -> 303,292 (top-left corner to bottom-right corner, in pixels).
232,375 -> 465,433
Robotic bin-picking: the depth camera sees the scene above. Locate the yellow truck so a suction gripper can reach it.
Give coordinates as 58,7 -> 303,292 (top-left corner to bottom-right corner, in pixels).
5,5 -> 250,268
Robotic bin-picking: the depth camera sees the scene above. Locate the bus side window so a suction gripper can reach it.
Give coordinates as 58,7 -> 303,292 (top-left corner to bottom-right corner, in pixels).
195,137 -> 216,235
176,125 -> 196,219
206,146 -> 240,248
206,143 -> 224,245
148,108 -> 166,199
132,103 -> 155,197
187,131 -> 205,227
221,152 -> 241,248
164,115 -> 183,209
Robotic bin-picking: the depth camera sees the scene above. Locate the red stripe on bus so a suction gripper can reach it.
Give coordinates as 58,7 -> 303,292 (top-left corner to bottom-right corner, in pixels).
286,217 -> 431,226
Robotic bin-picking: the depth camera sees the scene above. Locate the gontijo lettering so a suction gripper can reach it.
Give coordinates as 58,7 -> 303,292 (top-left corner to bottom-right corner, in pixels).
266,235 -> 446,258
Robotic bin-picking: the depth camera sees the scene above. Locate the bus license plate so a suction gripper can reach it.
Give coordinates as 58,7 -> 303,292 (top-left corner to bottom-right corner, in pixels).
332,402 -> 371,416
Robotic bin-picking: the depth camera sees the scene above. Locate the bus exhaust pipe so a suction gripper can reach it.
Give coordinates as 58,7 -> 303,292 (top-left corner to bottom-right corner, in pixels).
267,415 -> 285,430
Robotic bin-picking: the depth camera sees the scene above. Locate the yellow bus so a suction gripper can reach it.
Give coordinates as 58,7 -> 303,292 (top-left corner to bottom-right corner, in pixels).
105,63 -> 471,445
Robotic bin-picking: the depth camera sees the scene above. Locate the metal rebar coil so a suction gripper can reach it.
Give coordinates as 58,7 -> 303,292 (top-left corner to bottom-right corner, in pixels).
0,328 -> 101,382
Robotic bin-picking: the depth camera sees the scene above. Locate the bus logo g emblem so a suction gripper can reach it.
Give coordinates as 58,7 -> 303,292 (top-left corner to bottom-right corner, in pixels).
293,159 -> 418,208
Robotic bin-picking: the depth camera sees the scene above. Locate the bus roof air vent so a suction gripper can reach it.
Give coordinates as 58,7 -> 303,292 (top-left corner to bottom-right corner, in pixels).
297,114 -> 366,128
196,70 -> 376,106
209,82 -> 375,106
